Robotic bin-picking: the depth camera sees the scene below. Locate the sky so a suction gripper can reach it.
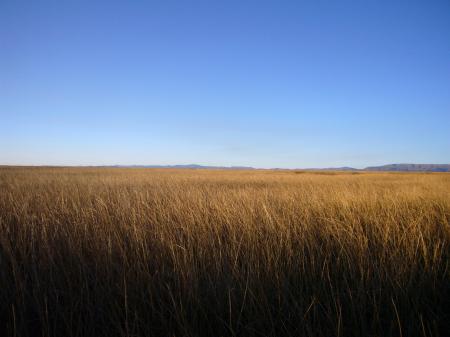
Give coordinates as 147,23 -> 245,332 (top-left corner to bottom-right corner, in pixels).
1,0 -> 449,168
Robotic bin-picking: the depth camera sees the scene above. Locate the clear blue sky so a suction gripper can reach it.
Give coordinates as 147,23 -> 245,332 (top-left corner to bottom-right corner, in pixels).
1,0 -> 449,168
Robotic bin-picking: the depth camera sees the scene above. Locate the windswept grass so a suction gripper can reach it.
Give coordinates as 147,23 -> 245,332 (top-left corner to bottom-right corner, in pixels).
0,167 -> 449,336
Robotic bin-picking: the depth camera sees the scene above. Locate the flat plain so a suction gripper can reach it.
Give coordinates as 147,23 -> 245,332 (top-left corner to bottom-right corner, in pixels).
0,167 -> 449,337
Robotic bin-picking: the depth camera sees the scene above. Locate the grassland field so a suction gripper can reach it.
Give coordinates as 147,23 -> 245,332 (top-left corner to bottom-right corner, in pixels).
0,167 -> 449,337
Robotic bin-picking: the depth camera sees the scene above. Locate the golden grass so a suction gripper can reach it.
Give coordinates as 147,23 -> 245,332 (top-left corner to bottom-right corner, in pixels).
0,167 -> 449,336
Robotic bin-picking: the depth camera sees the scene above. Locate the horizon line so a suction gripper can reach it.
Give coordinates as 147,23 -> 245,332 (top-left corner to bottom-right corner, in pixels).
1,163 -> 449,171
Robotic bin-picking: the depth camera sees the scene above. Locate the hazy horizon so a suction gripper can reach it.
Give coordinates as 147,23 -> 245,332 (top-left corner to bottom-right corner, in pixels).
2,162 -> 450,171
1,0 -> 449,167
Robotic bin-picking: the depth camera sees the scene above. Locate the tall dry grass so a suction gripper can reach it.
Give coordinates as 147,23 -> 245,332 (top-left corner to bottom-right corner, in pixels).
0,167 -> 449,336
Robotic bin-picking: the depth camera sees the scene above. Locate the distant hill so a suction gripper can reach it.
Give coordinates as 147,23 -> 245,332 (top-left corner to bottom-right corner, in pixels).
108,163 -> 449,172
363,164 -> 450,172
303,164 -> 449,172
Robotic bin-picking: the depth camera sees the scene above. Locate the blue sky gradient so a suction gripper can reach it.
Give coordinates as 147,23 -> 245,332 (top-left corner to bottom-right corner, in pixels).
1,0 -> 449,168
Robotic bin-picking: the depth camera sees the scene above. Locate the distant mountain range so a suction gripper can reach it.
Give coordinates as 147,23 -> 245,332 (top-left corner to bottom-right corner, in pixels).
363,164 -> 450,172
111,164 -> 450,172
291,164 -> 449,172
